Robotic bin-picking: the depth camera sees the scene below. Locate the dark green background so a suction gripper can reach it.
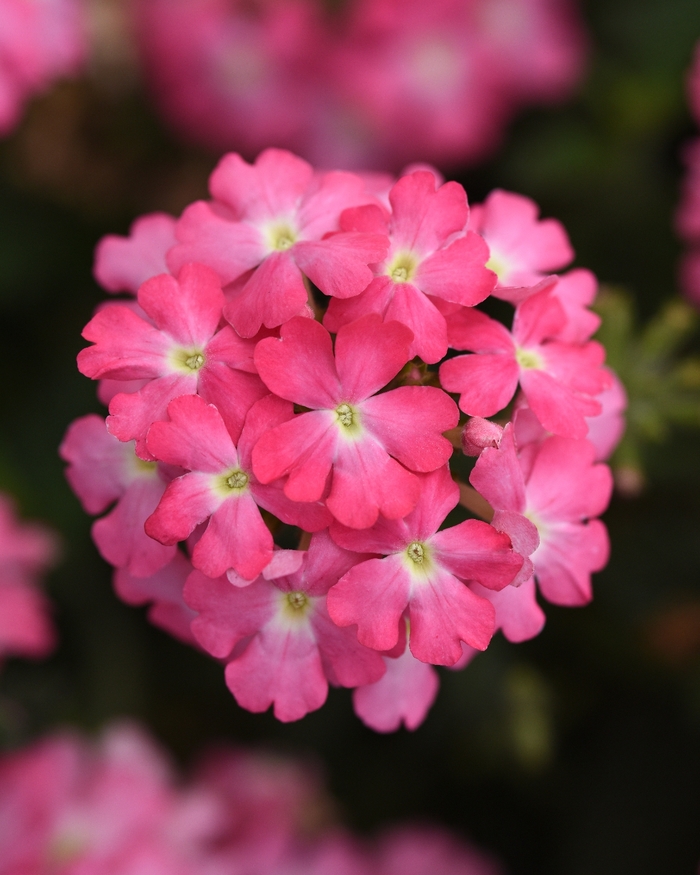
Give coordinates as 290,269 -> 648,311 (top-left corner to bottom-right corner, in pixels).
2,1 -> 700,872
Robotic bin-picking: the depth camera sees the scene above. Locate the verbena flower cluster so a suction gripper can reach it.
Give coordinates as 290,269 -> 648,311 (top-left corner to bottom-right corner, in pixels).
62,148 -> 620,730
0,721 -> 503,875
134,0 -> 587,169
678,41 -> 700,306
0,0 -> 86,136
0,492 -> 57,668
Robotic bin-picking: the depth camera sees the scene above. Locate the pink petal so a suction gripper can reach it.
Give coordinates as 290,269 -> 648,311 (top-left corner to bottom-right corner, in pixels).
469,424 -> 526,513
519,369 -> 598,438
401,467 -> 459,541
138,263 -> 224,346
292,232 -> 388,299
389,173 -> 468,255
254,317 -> 341,409
415,232 -> 495,307
334,315 -> 412,401
146,394 -> 238,473
145,472 -> 221,545
167,200 -> 265,283
408,568 -> 496,664
431,520 -> 523,590
327,439 -> 420,529
93,212 -> 177,294
361,386 -> 457,471
192,493 -> 273,580
225,624 -> 328,722
384,284 -> 448,364
535,520 -> 609,606
327,555 -> 410,652
439,353 -> 520,417
470,578 -> 545,642
446,305 -> 514,353
312,602 -> 386,687
353,648 -> 439,733
252,412 -> 337,502
78,305 -> 170,381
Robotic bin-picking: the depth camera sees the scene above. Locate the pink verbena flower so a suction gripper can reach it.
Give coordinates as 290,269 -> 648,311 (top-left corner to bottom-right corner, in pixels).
184,531 -> 385,722
0,493 -> 57,663
93,212 -> 177,295
78,262 -> 267,455
167,148 -> 389,336
252,314 -> 458,529
375,825 -> 503,875
134,0 -> 327,158
0,0 -> 86,136
352,616 -> 439,733
470,421 -> 612,609
145,393 -> 330,581
439,285 -> 610,438
469,189 -> 574,297
60,414 -> 177,577
0,722 -> 230,874
327,466 -> 524,664
324,170 -> 496,363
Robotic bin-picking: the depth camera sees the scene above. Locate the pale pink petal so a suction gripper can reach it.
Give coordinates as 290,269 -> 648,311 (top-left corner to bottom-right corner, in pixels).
93,213 -> 177,294
535,520 -> 609,606
469,424 -> 526,513
471,578 -> 545,643
353,648 -> 439,733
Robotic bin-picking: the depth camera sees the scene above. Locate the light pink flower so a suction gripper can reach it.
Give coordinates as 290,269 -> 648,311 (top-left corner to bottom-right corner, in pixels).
78,262 -> 267,455
327,466 -> 523,665
146,393 -> 330,581
0,493 -> 57,662
184,531 -> 385,722
469,189 -> 573,295
60,414 -> 177,577
167,148 -> 389,336
439,286 -> 609,439
470,422 -> 612,608
0,0 -> 86,136
252,314 -> 458,529
93,212 -> 177,295
375,826 -> 503,875
352,617 -> 439,733
324,170 -> 496,363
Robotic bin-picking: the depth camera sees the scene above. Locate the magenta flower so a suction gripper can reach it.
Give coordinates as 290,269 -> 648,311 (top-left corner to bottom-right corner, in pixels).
184,531 -> 385,722
252,314 -> 458,528
327,466 -> 523,665
167,148 -> 389,336
60,414 -> 177,577
78,262 -> 267,456
439,286 -> 610,438
146,393 -> 330,581
470,422 -> 612,607
324,170 -> 496,363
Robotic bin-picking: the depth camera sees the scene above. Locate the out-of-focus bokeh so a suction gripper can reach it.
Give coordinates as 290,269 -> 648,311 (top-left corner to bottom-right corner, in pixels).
2,1 -> 700,873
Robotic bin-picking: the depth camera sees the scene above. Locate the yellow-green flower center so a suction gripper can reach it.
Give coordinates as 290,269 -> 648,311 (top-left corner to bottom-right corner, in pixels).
266,222 -> 298,252
185,352 -> 205,370
387,251 -> 418,284
226,470 -> 249,490
406,541 -> 426,564
336,403 -> 355,427
515,347 -> 543,370
287,591 -> 308,611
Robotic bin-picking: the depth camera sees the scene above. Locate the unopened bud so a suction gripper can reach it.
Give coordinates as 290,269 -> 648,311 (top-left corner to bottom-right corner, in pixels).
461,417 -> 503,456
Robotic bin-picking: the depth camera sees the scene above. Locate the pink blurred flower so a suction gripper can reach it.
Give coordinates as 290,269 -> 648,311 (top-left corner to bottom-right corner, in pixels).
0,0 -> 86,136
0,493 -> 58,664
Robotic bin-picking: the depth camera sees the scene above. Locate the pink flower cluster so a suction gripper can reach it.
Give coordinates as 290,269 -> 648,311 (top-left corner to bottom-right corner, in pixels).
0,493 -> 57,668
62,148 -> 620,730
133,0 -> 587,169
0,721 -> 502,875
0,0 -> 86,136
677,42 -> 700,307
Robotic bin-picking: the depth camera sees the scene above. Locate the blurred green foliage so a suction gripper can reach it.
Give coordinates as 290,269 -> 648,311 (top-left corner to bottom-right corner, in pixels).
2,1 -> 700,873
